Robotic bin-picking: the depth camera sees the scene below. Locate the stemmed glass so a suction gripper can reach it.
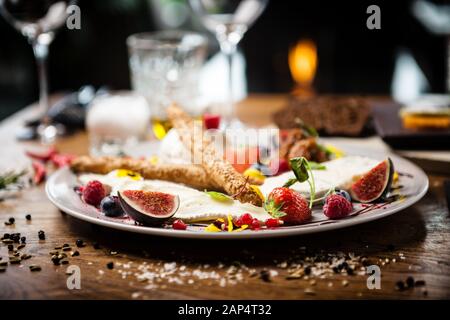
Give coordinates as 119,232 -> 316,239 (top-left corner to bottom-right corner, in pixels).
0,0 -> 76,144
189,0 -> 268,128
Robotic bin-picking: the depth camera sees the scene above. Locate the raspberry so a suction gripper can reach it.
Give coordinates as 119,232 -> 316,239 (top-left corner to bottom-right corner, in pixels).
82,180 -> 106,206
265,218 -> 283,228
250,218 -> 261,230
173,219 -> 187,230
323,194 -> 353,219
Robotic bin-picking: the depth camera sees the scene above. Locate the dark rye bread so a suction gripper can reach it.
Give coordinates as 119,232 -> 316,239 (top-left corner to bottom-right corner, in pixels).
273,96 -> 370,136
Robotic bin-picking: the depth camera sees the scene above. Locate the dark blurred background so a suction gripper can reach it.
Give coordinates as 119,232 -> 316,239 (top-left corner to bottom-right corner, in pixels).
0,0 -> 447,120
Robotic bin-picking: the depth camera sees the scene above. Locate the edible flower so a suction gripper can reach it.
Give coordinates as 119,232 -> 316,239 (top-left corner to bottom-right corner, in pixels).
116,169 -> 142,180
205,224 -> 221,232
243,168 -> 266,183
227,214 -> 233,232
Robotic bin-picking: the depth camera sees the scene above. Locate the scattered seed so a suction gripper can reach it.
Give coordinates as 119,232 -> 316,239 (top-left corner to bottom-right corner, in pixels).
7,244 -> 13,251
49,250 -> 59,255
54,246 -> 62,250
29,265 -> 41,272
9,257 -> 21,264
395,281 -> 405,291
61,260 -> 69,265
0,261 -> 8,266
38,231 -> 45,240
342,280 -> 349,287
3,233 -> 10,239
8,217 -> 15,224
2,239 -> 13,244
62,247 -> 71,252
309,280 -> 316,286
71,251 -> 80,257
415,280 -> 426,287
21,254 -> 32,260
259,269 -> 271,282
406,276 -> 415,288
20,236 -> 26,243
75,239 -> 85,247
62,243 -> 70,248
4,222 -> 11,226
17,244 -> 25,250
110,251 -> 118,255
304,288 -> 316,295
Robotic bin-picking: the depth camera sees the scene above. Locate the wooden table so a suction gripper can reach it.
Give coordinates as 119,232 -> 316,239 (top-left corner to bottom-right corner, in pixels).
0,95 -> 449,300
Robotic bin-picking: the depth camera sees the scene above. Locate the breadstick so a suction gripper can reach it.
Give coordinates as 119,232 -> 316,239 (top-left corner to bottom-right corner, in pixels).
167,104 -> 263,206
70,156 -> 224,191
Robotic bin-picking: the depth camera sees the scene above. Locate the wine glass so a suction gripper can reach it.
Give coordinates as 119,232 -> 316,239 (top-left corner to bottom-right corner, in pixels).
189,0 -> 268,128
0,0 -> 76,144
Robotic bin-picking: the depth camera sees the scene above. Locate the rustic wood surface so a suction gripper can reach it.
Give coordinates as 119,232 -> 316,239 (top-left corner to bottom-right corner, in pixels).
0,95 -> 449,300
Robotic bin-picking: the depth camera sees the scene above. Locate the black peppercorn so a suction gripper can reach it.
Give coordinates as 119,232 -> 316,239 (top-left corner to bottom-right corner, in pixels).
8,217 -> 15,224
76,239 -> 84,247
106,262 -> 114,270
20,236 -> 26,243
25,214 -> 31,220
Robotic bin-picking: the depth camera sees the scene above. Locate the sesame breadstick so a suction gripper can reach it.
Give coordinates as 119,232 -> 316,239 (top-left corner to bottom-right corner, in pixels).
70,156 -> 224,191
167,104 -> 263,206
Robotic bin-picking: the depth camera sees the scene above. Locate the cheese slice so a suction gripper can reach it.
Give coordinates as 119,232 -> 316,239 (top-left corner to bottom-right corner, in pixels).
260,156 -> 380,198
78,171 -> 271,222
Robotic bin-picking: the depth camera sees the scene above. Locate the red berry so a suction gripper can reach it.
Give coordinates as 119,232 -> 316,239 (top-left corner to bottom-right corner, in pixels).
239,213 -> 253,226
265,218 -> 283,228
173,219 -> 187,230
82,180 -> 106,206
323,194 -> 353,219
203,113 -> 221,130
250,218 -> 261,230
266,187 -> 311,225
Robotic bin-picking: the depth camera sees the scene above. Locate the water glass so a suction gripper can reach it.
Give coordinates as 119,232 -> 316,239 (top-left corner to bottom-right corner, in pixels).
127,30 -> 208,120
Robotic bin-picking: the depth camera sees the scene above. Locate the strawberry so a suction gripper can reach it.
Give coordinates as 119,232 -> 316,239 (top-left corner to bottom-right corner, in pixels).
82,180 -> 106,206
323,194 -> 353,219
265,187 -> 311,225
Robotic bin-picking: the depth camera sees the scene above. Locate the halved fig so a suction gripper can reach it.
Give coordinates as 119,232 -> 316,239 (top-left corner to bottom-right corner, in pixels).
349,158 -> 394,203
118,190 -> 179,225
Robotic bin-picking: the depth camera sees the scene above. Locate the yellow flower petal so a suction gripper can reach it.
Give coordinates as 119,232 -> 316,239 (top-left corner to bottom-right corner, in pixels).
152,121 -> 168,140
232,224 -> 249,232
250,185 -> 265,202
116,169 -> 142,180
149,155 -> 159,165
227,214 -> 233,232
325,144 -> 345,158
205,224 -> 221,232
243,168 -> 266,182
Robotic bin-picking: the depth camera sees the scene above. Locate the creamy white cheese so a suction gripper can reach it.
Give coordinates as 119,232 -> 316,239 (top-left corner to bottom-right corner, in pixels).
260,156 -> 380,198
78,170 -> 271,222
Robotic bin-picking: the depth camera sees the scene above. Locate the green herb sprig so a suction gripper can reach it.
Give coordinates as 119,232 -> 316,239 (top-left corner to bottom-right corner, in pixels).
283,157 -> 316,208
0,170 -> 27,190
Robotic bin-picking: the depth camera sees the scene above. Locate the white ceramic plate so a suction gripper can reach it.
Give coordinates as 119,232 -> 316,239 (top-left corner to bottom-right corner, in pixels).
46,147 -> 428,239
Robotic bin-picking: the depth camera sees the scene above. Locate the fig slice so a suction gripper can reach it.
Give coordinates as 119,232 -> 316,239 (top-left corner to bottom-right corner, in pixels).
349,158 -> 394,203
118,190 -> 180,225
